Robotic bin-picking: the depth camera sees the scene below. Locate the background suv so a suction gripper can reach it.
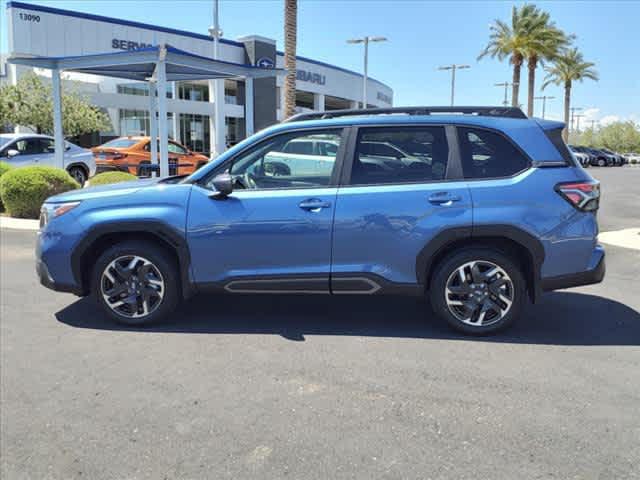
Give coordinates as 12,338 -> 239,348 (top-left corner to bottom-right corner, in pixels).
92,136 -> 209,177
36,107 -> 604,335
0,133 -> 95,185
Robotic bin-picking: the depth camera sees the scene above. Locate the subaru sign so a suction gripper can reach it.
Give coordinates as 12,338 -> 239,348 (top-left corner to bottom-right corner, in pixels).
256,57 -> 275,69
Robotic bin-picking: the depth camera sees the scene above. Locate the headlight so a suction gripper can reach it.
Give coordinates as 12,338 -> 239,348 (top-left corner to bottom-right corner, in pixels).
40,201 -> 81,228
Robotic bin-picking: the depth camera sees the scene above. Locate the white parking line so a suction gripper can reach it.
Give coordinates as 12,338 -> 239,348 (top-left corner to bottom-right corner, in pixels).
599,228 -> 640,250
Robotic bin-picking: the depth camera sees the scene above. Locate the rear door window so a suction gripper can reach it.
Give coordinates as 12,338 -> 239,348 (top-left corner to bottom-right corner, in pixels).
458,127 -> 530,179
350,127 -> 449,185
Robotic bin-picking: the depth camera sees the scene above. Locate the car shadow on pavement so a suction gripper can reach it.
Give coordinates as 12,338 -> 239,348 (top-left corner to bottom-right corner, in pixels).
55,290 -> 640,346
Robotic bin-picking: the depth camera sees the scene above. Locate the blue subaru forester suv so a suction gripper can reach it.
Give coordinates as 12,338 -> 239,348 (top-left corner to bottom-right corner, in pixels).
36,107 -> 604,334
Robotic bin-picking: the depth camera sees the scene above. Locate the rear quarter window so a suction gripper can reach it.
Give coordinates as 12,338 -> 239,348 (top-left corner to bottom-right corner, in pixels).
544,128 -> 577,166
458,127 -> 530,179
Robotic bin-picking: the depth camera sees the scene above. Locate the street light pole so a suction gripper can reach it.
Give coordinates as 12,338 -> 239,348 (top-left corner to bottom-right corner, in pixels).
574,114 -> 584,133
495,81 -> 519,106
569,106 -> 583,133
209,0 -> 225,157
533,95 -> 555,119
347,36 -> 387,108
439,64 -> 470,106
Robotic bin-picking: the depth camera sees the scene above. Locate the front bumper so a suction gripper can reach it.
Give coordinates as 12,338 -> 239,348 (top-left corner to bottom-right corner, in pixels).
540,245 -> 605,291
36,258 -> 84,295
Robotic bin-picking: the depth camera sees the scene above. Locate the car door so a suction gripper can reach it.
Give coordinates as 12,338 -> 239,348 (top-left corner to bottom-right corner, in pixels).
186,127 -> 347,292
3,137 -> 45,168
331,125 -> 473,292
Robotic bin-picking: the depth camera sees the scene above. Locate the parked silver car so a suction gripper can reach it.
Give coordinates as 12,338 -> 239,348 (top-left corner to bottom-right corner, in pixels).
0,133 -> 96,185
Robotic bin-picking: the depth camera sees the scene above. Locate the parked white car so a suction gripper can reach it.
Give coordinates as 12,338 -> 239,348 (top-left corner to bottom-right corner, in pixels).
0,133 -> 96,185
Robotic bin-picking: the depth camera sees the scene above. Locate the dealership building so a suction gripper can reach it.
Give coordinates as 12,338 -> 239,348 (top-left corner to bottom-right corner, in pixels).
2,1 -> 393,154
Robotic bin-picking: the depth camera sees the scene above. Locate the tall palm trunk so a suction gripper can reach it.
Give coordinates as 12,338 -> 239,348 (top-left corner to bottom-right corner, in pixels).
511,54 -> 522,108
527,56 -> 537,117
563,80 -> 571,142
283,0 -> 297,120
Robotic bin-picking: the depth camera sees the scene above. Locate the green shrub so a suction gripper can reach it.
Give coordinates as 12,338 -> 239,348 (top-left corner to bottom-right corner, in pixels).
0,161 -> 12,211
0,166 -> 79,218
88,171 -> 137,186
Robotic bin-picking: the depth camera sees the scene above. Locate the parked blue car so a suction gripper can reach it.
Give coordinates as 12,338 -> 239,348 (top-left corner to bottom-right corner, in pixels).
36,107 -> 604,334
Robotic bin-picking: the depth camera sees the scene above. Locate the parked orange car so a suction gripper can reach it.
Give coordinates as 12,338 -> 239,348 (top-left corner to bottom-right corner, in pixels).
92,136 -> 209,176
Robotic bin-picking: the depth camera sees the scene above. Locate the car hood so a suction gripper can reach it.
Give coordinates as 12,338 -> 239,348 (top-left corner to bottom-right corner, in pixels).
46,177 -> 162,203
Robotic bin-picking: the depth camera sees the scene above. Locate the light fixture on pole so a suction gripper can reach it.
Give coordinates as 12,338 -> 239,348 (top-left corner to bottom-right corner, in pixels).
347,36 -> 387,108
438,64 -> 470,106
495,81 -> 519,106
533,95 -> 555,119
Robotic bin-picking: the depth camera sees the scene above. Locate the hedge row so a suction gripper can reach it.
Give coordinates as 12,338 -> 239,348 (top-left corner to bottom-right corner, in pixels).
0,166 -> 80,218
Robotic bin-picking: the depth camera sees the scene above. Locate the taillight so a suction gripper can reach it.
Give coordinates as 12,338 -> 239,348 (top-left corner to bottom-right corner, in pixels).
111,152 -> 128,160
555,181 -> 600,211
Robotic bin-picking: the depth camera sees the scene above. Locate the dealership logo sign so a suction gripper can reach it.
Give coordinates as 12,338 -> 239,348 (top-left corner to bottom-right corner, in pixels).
296,70 -> 326,85
112,38 -> 153,51
256,57 -> 275,69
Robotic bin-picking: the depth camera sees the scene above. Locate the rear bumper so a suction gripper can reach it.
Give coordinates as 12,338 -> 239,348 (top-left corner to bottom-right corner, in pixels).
541,245 -> 605,291
95,163 -> 131,175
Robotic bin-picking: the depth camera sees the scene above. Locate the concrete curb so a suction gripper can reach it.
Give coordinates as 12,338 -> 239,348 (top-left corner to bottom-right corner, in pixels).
0,216 -> 40,231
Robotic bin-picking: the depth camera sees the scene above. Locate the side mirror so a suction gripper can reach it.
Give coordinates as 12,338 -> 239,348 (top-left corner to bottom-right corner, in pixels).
212,173 -> 233,197
7,149 -> 19,158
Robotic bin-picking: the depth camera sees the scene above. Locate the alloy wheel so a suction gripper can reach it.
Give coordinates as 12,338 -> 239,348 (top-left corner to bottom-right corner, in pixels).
445,260 -> 515,327
100,255 -> 165,319
69,167 -> 87,185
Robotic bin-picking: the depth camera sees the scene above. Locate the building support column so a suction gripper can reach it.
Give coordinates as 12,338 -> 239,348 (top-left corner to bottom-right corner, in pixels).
171,82 -> 179,141
213,79 -> 226,156
245,77 -> 254,136
313,93 -> 325,112
148,81 -> 158,176
51,68 -> 64,169
156,55 -> 169,177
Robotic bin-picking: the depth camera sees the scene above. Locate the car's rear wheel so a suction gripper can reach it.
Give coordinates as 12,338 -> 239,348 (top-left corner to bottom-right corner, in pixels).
429,248 -> 526,335
68,166 -> 88,186
597,158 -> 606,167
92,241 -> 180,325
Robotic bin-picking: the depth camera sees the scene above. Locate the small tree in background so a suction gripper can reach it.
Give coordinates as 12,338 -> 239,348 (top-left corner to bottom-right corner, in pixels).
0,72 -> 110,137
570,121 -> 640,152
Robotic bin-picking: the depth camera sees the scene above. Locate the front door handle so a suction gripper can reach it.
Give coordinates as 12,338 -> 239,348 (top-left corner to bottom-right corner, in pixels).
299,198 -> 332,212
428,192 -> 462,206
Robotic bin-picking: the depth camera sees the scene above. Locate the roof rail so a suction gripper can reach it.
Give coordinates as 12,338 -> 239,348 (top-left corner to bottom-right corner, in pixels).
284,106 -> 527,123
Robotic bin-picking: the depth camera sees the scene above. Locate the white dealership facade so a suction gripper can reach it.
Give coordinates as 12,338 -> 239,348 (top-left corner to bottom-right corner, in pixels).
2,1 -> 393,154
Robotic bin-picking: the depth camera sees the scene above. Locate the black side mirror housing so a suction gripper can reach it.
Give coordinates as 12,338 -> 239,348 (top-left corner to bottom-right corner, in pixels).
212,173 -> 233,197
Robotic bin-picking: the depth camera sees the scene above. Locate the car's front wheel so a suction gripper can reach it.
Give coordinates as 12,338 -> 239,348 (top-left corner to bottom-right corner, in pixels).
92,241 -> 180,325
68,166 -> 88,186
429,248 -> 526,335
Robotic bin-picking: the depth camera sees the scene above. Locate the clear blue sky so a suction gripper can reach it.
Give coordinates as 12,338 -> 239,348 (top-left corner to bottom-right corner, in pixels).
2,0 -> 638,125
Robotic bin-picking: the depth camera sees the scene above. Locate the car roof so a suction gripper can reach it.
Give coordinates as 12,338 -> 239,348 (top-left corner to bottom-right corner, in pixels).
0,133 -> 53,140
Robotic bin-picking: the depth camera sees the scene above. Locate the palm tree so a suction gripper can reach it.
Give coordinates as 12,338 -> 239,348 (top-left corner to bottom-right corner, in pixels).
522,9 -> 571,117
479,5 -> 539,110
283,0 -> 297,119
542,48 -> 599,141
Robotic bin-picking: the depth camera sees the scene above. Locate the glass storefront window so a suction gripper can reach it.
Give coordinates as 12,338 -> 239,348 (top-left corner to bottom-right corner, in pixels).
117,83 -> 172,98
177,82 -> 209,102
118,109 -> 173,137
179,113 -> 210,154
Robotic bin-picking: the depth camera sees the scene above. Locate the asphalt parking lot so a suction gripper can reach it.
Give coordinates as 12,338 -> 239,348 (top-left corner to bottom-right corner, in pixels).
1,167 -> 639,479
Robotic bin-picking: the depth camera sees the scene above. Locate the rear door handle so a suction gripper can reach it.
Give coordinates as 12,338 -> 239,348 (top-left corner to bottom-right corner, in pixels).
428,192 -> 462,206
299,198 -> 332,212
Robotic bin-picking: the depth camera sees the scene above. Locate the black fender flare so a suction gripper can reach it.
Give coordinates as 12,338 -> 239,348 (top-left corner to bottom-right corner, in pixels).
416,224 -> 545,301
70,220 -> 194,298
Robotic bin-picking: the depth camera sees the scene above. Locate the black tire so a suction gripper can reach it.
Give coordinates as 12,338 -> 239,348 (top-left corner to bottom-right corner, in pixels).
597,158 -> 606,167
68,165 -> 88,186
92,240 -> 180,325
429,247 -> 526,335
